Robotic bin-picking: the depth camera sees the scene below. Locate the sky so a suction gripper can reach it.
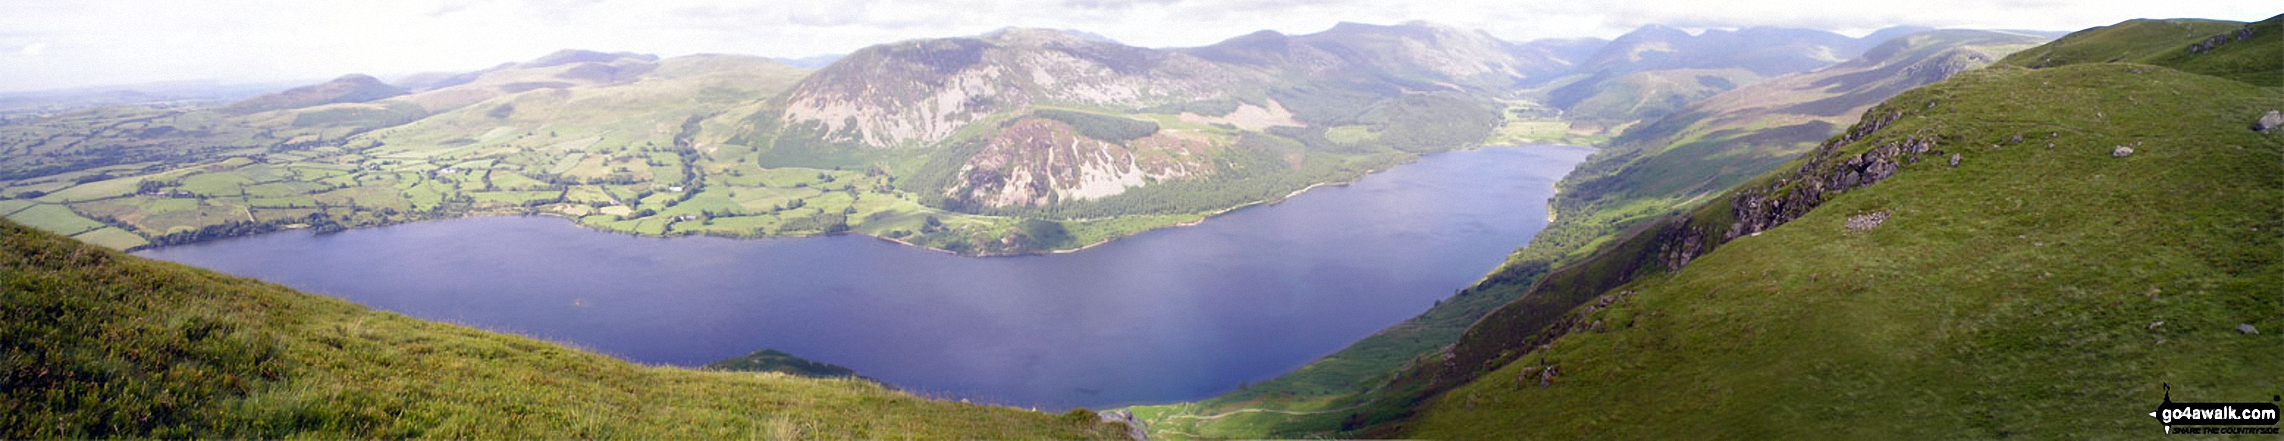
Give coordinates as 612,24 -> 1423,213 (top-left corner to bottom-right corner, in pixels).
0,0 -> 2273,93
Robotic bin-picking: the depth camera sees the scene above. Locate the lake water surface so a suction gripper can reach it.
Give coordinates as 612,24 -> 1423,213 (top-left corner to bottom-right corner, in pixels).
138,145 -> 1589,409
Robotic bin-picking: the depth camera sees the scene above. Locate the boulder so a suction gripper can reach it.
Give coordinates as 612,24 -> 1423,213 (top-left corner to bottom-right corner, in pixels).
2254,110 -> 2283,133
2240,323 -> 2259,335
2113,146 -> 2134,157
1948,153 -> 1961,167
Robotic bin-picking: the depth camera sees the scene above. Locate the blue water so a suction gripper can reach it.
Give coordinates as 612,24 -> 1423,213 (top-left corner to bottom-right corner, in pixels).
137,145 -> 1589,409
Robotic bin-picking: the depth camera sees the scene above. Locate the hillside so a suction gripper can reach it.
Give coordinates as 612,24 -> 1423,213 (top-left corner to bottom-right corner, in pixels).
1403,61 -> 2282,439
0,218 -> 1127,438
2003,14 -> 2281,87
222,74 -> 409,115
1121,28 -> 2044,439
1541,25 -> 1920,128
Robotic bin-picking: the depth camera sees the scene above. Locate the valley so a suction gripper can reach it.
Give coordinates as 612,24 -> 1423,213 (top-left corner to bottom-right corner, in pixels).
5,7 -> 2277,439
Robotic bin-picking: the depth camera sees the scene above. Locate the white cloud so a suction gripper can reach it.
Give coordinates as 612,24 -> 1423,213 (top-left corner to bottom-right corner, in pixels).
0,0 -> 2274,92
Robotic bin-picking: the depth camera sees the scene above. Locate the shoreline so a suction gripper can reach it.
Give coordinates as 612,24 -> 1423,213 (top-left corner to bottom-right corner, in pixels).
129,144 -> 1583,257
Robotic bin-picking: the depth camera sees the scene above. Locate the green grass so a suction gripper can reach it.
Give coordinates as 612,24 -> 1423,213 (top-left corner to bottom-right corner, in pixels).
71,226 -> 150,250
37,174 -> 153,203
1124,29 -> 2057,441
1406,63 -> 2282,439
6,203 -> 108,236
1998,18 -> 2248,69
0,219 -> 1131,439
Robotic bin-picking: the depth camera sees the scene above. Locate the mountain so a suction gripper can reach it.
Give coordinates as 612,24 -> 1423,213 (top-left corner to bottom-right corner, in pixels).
1400,61 -> 2281,439
222,74 -> 408,114
1552,29 -> 2048,252
0,218 -> 1130,438
767,28 -> 1245,150
2001,14 -> 2281,86
1543,25 -> 1929,127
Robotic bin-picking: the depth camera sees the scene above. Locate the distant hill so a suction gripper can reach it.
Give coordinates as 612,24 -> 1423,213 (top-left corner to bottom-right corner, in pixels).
0,218 -> 1128,438
223,74 -> 407,114
1545,25 -> 1933,126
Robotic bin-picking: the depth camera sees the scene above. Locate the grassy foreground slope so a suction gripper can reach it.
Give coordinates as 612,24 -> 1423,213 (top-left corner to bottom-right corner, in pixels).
0,220 -> 1124,439
1406,63 -> 2282,438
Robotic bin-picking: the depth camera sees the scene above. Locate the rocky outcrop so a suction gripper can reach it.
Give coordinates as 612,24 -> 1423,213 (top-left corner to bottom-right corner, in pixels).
1657,108 -> 1933,270
1096,409 -> 1149,440
2188,25 -> 2259,54
946,118 -> 1212,207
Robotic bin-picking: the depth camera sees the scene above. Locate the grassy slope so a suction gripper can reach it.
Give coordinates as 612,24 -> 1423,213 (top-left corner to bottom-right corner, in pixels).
1123,29 -> 2045,440
1998,18 -> 2248,69
1407,63 -> 2282,438
0,220 -> 1124,439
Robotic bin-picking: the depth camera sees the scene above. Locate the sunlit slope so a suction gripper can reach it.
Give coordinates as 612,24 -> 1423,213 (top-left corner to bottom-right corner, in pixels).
1120,29 -> 2044,440
1407,63 -> 2282,439
1998,15 -> 2279,87
0,219 -> 1126,439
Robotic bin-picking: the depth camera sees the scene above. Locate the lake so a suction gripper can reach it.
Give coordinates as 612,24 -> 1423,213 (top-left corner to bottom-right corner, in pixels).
138,145 -> 1589,410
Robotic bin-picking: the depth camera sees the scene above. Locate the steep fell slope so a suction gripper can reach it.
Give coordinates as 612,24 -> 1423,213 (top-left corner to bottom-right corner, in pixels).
1123,28 -> 2045,440
0,219 -> 1126,438
1406,61 -> 2281,439
1542,30 -> 2046,265
2005,14 -> 2281,87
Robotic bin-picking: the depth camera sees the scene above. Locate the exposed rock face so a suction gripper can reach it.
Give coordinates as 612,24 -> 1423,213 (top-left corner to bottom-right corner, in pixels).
2254,110 -> 2283,133
779,30 -> 1251,148
946,118 -> 1213,207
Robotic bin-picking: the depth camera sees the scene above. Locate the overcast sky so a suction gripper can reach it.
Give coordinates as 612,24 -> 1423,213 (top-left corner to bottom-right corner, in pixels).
0,0 -> 2272,93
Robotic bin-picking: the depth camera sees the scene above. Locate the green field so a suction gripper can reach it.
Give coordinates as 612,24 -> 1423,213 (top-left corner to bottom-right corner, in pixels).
5,203 -> 107,236
0,219 -> 1129,438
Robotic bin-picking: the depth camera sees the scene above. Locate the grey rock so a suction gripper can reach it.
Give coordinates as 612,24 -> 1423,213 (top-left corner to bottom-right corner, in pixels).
2113,146 -> 2134,157
2240,323 -> 2259,335
1846,211 -> 1890,232
1097,409 -> 1150,441
1948,153 -> 1961,167
2254,110 -> 2283,133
